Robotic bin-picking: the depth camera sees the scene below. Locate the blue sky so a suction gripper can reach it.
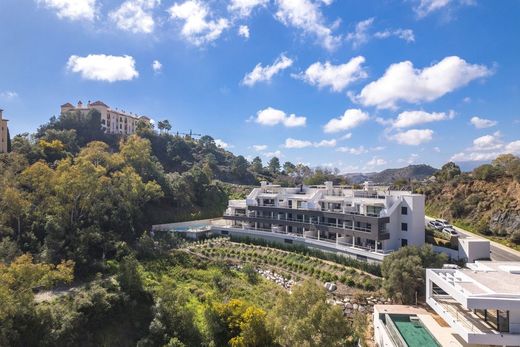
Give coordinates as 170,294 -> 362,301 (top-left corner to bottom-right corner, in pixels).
1,0 -> 519,172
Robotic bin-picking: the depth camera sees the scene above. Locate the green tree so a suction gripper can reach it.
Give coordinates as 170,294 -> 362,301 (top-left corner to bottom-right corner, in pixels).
435,162 -> 461,182
381,245 -> 447,304
267,157 -> 280,174
283,161 -> 296,174
232,155 -> 249,179
269,280 -> 350,347
251,156 -> 263,174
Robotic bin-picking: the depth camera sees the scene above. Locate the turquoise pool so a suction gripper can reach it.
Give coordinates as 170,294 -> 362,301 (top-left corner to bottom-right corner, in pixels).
389,314 -> 441,347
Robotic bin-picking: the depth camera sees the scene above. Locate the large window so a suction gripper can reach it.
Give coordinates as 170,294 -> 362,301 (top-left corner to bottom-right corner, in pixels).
401,222 -> 408,231
401,206 -> 408,215
401,239 -> 408,247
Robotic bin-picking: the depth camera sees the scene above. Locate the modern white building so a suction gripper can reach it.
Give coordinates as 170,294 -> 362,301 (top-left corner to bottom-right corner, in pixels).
0,109 -> 9,153
221,181 -> 425,262
60,100 -> 150,135
426,261 -> 520,346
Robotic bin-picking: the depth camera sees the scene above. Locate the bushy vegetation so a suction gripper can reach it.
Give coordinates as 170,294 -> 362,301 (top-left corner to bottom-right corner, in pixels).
381,245 -> 447,304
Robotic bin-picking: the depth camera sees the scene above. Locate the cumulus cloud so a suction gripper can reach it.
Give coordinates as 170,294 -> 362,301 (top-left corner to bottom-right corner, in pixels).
238,25 -> 250,39
340,133 -> 353,140
228,0 -> 268,17
470,116 -> 497,129
284,138 -> 337,148
109,0 -> 159,34
366,156 -> 387,167
66,54 -> 139,82
374,28 -> 415,43
215,139 -> 233,149
37,0 -> 97,21
274,0 -> 341,51
398,153 -> 420,164
346,18 -> 374,48
242,54 -> 293,86
254,107 -> 306,127
388,129 -> 434,145
356,56 -> 492,109
168,0 -> 229,46
264,150 -> 284,158
387,110 -> 455,128
152,60 -> 162,73
252,144 -> 268,151
323,109 -> 370,133
294,56 -> 367,92
450,132 -> 520,162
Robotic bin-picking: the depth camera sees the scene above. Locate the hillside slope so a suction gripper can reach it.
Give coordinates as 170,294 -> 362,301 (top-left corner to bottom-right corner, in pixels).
422,177 -> 520,240
369,164 -> 437,184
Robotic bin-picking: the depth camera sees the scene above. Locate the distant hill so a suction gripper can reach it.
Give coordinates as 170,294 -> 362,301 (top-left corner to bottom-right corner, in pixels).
346,164 -> 438,184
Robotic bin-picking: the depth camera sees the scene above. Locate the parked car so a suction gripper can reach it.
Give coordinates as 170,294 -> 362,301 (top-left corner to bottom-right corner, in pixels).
442,227 -> 458,236
435,219 -> 453,228
428,221 -> 444,230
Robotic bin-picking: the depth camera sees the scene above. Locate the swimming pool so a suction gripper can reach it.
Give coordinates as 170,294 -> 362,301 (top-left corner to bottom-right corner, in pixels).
173,224 -> 211,232
389,314 -> 441,347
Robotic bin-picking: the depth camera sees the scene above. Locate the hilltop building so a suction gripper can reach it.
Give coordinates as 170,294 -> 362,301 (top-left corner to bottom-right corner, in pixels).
0,109 -> 9,153
60,100 -> 151,136
220,181 -> 425,262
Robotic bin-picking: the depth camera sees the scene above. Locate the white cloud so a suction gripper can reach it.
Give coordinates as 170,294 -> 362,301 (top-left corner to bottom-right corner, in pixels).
314,139 -> 336,147
109,0 -> 159,34
470,116 -> 497,129
413,0 -> 474,18
152,60 -> 162,73
433,146 -> 441,152
505,141 -> 520,154
0,91 -> 18,100
238,25 -> 250,39
168,0 -> 229,46
228,0 -> 268,17
264,150 -> 284,158
398,153 -> 420,164
389,110 -> 455,128
274,0 -> 341,51
346,18 -> 374,48
388,129 -> 434,145
215,139 -> 233,149
336,146 -> 368,155
340,133 -> 352,140
37,0 -> 96,21
254,107 -> 306,127
66,54 -> 139,82
242,54 -> 293,86
252,144 -> 268,151
284,138 -> 313,148
295,56 -> 367,92
324,109 -> 370,133
284,138 -> 338,148
366,157 -> 387,167
356,56 -> 492,109
472,132 -> 502,150
374,28 -> 415,43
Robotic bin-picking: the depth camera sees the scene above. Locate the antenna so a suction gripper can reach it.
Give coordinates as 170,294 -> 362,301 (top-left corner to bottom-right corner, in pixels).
177,129 -> 202,138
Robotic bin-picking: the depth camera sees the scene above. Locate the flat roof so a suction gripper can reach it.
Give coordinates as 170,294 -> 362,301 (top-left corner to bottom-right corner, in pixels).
431,261 -> 520,297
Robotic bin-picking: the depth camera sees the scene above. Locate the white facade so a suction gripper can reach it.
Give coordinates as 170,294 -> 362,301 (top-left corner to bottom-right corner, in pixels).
426,261 -> 520,346
223,181 -> 425,259
60,100 -> 150,135
0,109 -> 8,153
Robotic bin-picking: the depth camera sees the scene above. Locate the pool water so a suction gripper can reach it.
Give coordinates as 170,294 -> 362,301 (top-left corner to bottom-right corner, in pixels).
390,315 -> 441,347
173,224 -> 210,232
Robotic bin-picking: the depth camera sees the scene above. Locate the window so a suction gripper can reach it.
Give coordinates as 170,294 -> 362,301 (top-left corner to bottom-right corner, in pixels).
401,239 -> 408,247
401,223 -> 408,231
401,206 -> 408,215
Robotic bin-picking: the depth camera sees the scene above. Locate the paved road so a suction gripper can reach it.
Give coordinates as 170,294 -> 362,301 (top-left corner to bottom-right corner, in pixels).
425,216 -> 520,262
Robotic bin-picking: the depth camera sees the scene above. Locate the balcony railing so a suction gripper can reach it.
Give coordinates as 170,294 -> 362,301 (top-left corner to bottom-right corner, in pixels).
252,204 -> 382,218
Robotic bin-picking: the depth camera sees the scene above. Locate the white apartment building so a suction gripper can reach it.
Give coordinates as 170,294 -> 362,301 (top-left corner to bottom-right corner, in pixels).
0,109 -> 9,153
221,181 -> 425,262
61,100 -> 150,135
426,261 -> 520,346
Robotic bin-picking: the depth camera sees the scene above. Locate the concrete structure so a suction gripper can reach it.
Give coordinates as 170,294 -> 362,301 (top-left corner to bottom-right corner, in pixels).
373,305 -> 474,347
0,109 -> 9,153
221,181 -> 425,262
60,100 -> 150,135
426,261 -> 520,346
459,238 -> 491,263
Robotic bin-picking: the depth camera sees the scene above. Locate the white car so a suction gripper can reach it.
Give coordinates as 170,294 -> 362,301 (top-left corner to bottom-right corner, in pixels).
442,227 -> 458,236
428,221 -> 444,230
435,219 -> 453,228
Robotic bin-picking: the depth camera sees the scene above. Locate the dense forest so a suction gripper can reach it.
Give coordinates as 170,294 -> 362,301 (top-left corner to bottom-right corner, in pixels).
0,110 -> 362,346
